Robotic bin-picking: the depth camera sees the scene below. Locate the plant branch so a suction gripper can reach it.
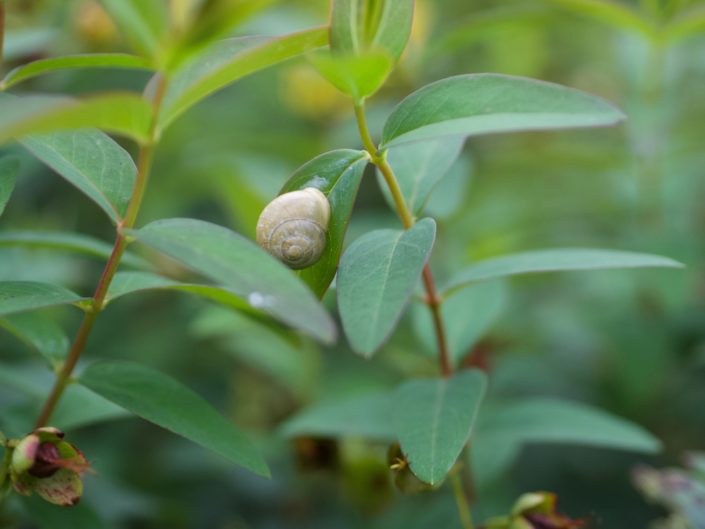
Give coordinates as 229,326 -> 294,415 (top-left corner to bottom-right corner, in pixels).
34,75 -> 168,428
353,103 -> 452,378
450,468 -> 475,529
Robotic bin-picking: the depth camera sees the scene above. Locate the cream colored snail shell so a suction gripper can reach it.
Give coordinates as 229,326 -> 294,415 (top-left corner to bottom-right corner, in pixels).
256,187 -> 331,270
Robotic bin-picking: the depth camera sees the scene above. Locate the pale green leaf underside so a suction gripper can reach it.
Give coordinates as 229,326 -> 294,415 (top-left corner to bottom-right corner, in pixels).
337,218 -> 436,356
79,360 -> 269,476
393,370 -> 488,485
381,74 -> 625,148
0,156 -> 20,216
0,281 -> 84,316
444,248 -> 684,295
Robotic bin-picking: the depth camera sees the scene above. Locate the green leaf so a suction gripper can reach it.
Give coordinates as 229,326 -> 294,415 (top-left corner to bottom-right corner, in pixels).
0,230 -> 149,269
393,369 -> 488,485
51,385 -> 131,432
130,219 -> 336,344
337,218 -> 436,356
424,153 -> 473,219
79,361 -> 269,476
544,0 -> 655,37
0,281 -> 83,317
1,54 -> 152,89
279,149 -> 369,297
21,129 -> 137,223
99,0 -> 169,61
281,390 -> 395,440
379,138 -> 464,216
159,28 -> 328,130
0,156 -> 20,217
330,0 -> 415,62
413,280 -> 507,366
0,312 -> 69,367
308,50 -> 393,102
0,93 -> 153,145
444,248 -> 685,295
380,74 -> 625,148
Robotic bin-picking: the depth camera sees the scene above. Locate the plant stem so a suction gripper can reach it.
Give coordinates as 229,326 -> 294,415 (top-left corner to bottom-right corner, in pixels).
450,468 -> 475,529
353,103 -> 452,378
34,75 -> 167,428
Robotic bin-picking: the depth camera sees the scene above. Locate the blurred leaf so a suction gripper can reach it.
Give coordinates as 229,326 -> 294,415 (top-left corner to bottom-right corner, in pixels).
3,28 -> 58,62
544,0 -> 656,37
281,390 -> 395,440
52,385 -> 131,432
0,94 -> 153,145
79,360 -> 270,477
393,369 -> 487,485
379,138 -> 464,216
380,74 -> 625,148
0,231 -> 149,269
21,129 -> 137,223
159,28 -> 328,129
99,0 -> 170,61
413,280 -> 508,366
129,219 -> 336,343
338,218 -> 436,356
21,494 -> 107,529
664,5 -> 705,42
0,282 -> 84,317
279,149 -> 369,297
0,312 -> 69,367
1,54 -> 152,90
330,0 -> 415,62
444,248 -> 685,295
308,50 -> 393,102
0,156 -> 19,217
423,154 -> 473,219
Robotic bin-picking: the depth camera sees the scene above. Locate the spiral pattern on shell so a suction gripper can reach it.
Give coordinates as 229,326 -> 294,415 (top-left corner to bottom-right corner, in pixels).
256,188 -> 331,270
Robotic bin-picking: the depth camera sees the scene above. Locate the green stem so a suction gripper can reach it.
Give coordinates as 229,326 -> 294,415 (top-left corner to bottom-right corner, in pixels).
451,468 -> 475,529
353,102 -> 452,378
34,75 -> 167,428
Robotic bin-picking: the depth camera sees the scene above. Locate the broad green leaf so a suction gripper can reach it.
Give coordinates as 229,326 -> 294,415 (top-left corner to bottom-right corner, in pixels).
281,390 -> 395,440
0,281 -> 83,316
330,0 -> 415,62
159,28 -> 328,130
337,218 -> 436,356
0,230 -> 149,269
79,361 -> 269,476
0,156 -> 20,216
393,369 -> 487,485
21,129 -> 137,223
413,280 -> 507,366
99,0 -> 169,61
130,219 -> 336,344
0,312 -> 69,367
279,149 -> 369,297
444,248 -> 684,295
379,138 -> 464,216
0,93 -> 153,145
308,50 -> 393,102
380,74 -> 625,148
545,0 -> 656,37
1,54 -> 152,89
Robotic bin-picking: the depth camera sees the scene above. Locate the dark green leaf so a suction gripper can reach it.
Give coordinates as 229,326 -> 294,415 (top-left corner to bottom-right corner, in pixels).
0,312 -> 69,367
0,156 -> 20,216
337,218 -> 436,356
380,74 -> 625,148
0,281 -> 84,316
80,360 -> 269,476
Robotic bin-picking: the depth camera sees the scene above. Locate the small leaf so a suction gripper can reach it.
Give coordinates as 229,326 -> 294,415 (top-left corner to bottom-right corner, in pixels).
99,0 -> 169,61
281,390 -> 395,440
130,219 -> 336,343
0,93 -> 153,145
1,54 -> 152,90
378,138 -> 464,216
159,28 -> 327,130
337,218 -> 436,356
0,312 -> 69,367
79,360 -> 269,477
444,248 -> 685,295
545,0 -> 655,37
330,0 -> 415,62
308,50 -> 393,102
0,156 -> 20,217
21,129 -> 137,223
413,280 -> 507,366
393,369 -> 488,485
0,282 -> 84,317
279,149 -> 369,297
380,74 -> 625,148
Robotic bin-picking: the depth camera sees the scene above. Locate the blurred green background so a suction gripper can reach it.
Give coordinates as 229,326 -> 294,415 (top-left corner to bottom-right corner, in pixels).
0,0 -> 703,527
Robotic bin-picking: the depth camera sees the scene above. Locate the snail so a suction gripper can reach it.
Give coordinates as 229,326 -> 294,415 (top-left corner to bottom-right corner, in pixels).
256,187 -> 331,270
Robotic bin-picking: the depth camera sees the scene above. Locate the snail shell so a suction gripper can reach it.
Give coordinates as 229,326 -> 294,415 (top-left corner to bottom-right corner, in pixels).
256,187 -> 331,270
